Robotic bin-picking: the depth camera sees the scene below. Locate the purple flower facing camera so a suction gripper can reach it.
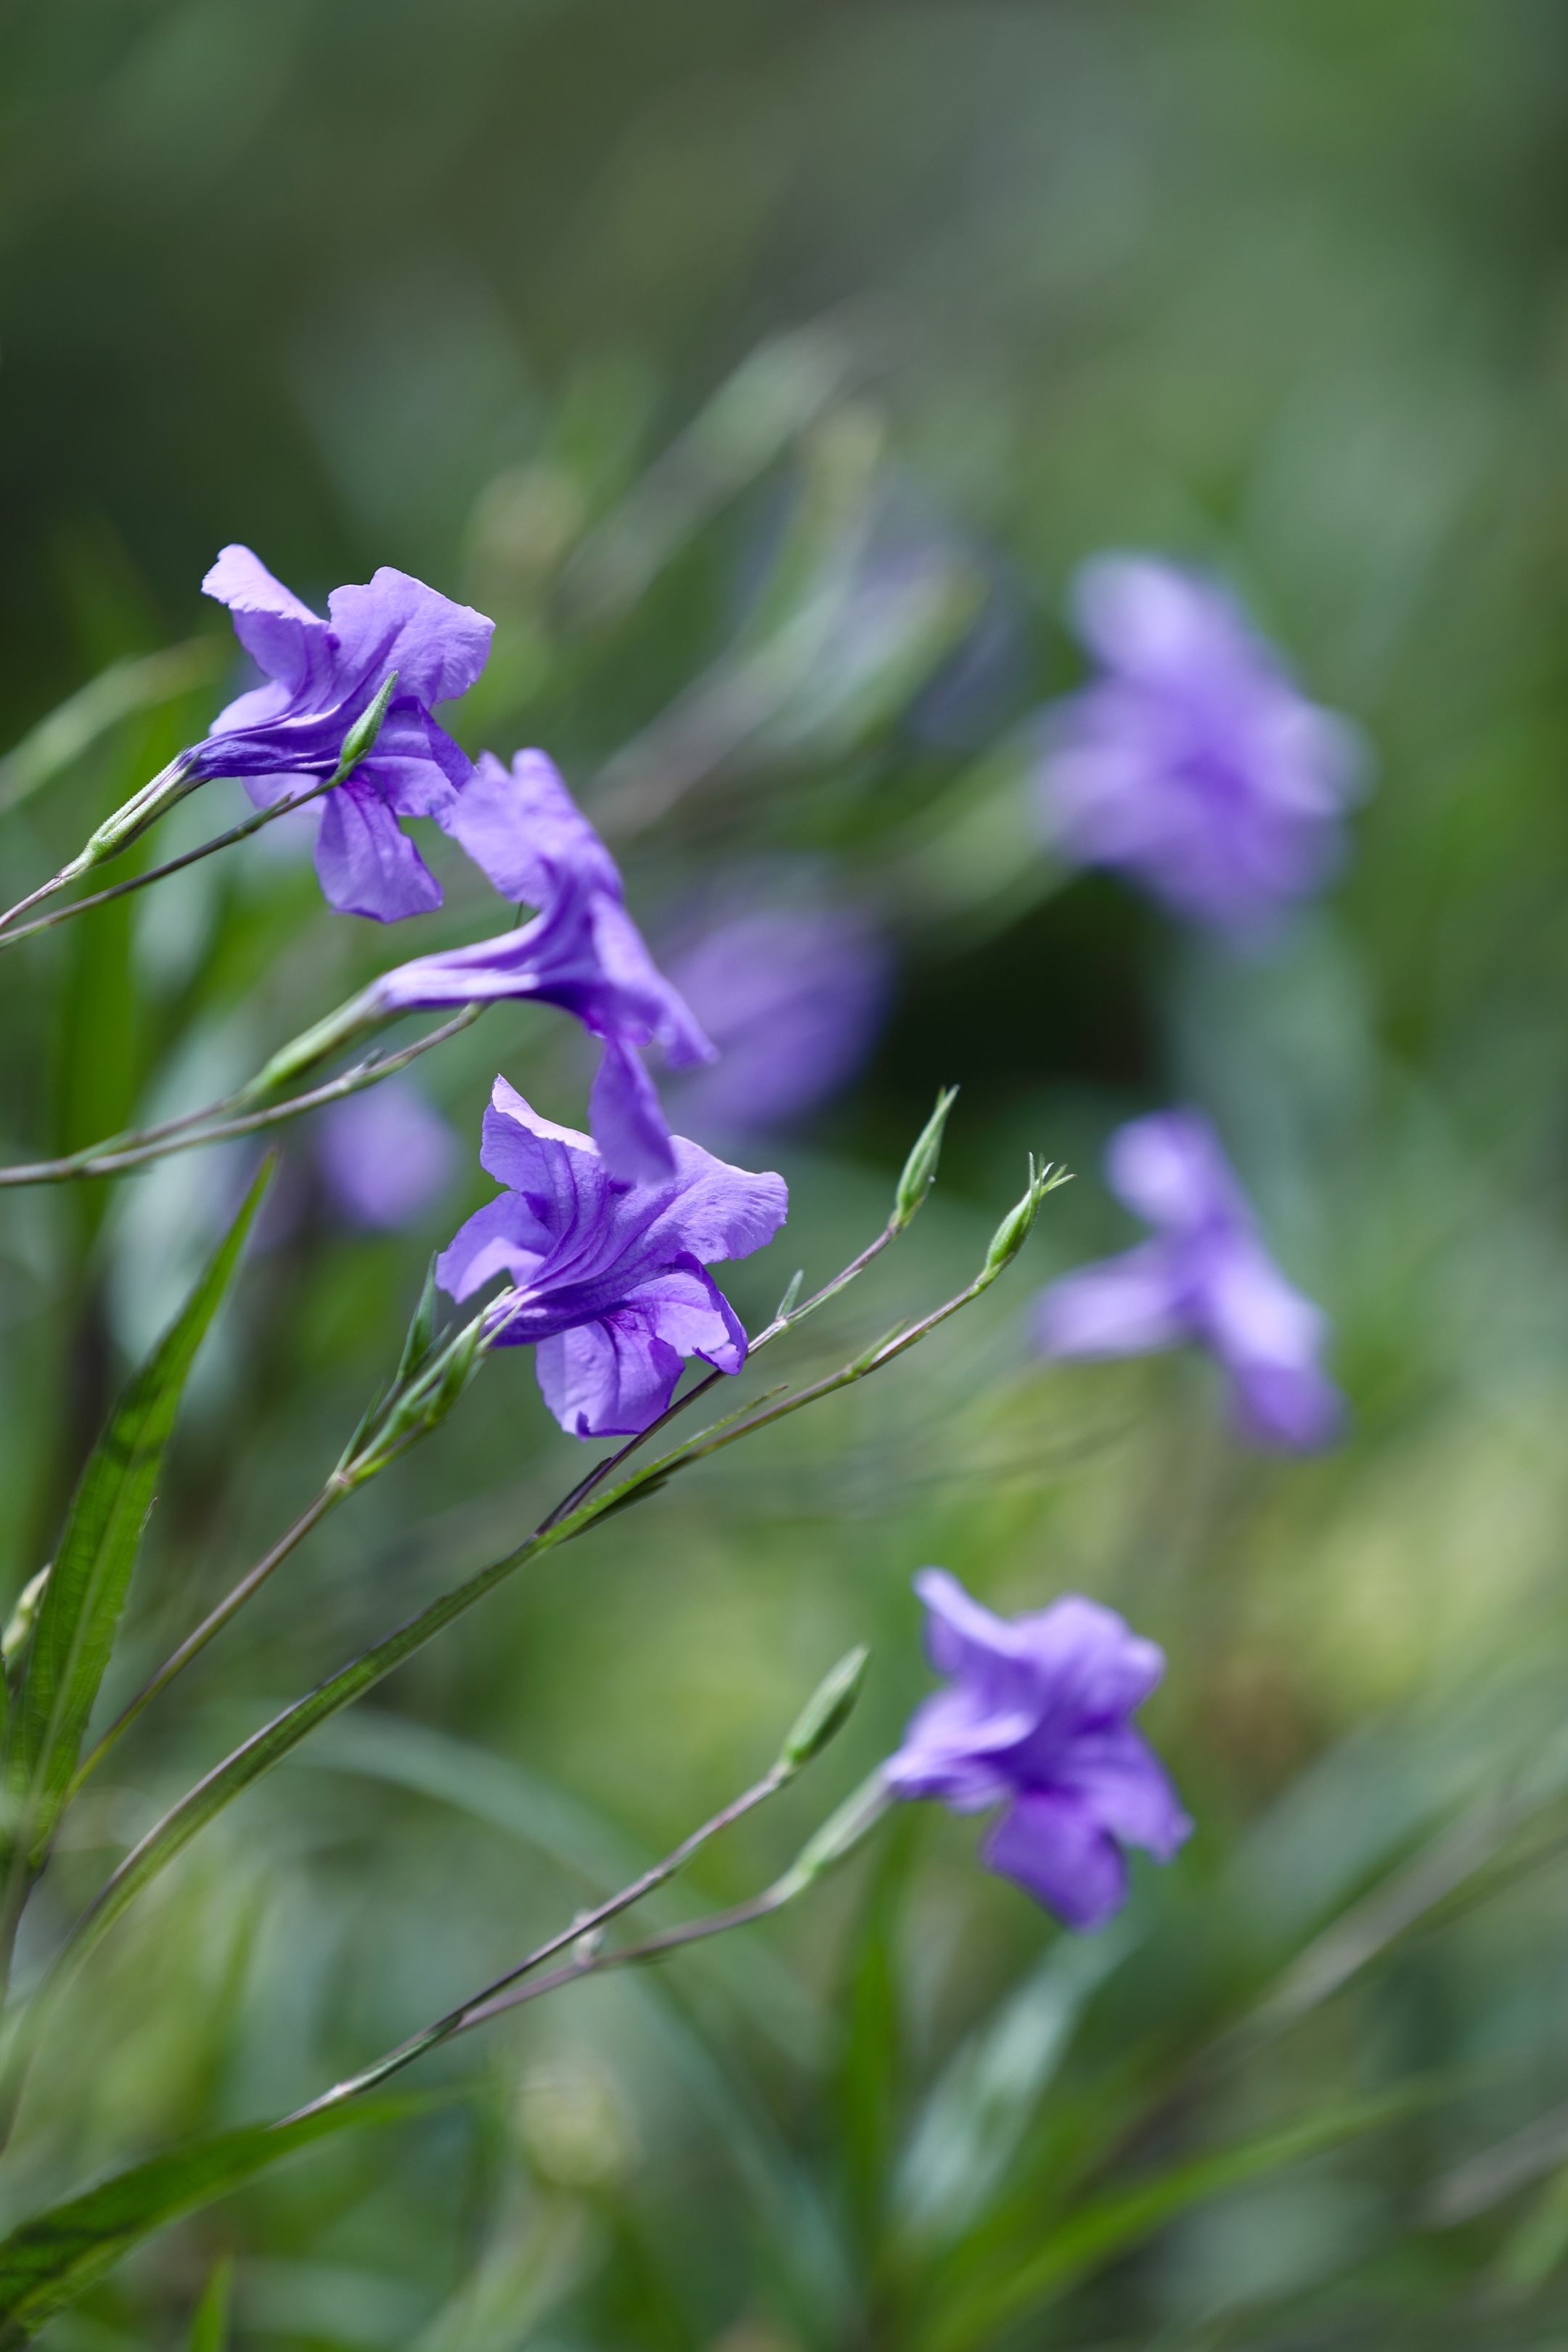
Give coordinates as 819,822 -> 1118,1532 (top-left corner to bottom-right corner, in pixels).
360,751 -> 714,1181
887,1569 -> 1190,1930
1036,555 -> 1361,930
436,1077 -> 788,1440
200,544 -> 493,922
1034,1108 -> 1343,1450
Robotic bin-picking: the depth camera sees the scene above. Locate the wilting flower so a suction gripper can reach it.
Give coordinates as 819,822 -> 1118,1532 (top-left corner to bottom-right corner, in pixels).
200,544 -> 493,922
663,902 -> 893,1136
1034,1108 -> 1342,1450
316,1079 -> 459,1229
357,751 -> 714,1179
886,1569 -> 1190,1930
436,1077 -> 788,1439
1035,554 -> 1362,930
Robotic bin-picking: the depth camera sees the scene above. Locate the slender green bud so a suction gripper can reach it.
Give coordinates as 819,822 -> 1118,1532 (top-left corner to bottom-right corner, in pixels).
981,1153 -> 1070,1280
330,669 -> 399,785
892,1086 -> 958,1232
778,1646 -> 870,1771
774,1267 -> 805,1323
396,1257 -> 440,1386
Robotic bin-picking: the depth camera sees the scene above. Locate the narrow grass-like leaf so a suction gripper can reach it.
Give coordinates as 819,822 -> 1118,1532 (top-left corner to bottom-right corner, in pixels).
921,2083 -> 1439,2352
0,2092 -> 429,2349
6,1159 -> 271,1871
185,2255 -> 233,2352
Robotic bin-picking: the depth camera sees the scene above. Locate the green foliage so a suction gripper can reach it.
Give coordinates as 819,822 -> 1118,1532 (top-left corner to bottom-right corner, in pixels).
0,2096 -> 431,2348
2,1158 -> 270,1884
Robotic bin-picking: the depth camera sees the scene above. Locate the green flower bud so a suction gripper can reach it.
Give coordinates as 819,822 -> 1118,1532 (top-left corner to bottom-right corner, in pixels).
778,1646 -> 870,1771
892,1086 -> 959,1232
330,669 -> 399,785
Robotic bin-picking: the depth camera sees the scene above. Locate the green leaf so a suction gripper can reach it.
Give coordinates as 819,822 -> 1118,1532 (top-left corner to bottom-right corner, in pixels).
0,2092 -> 428,2349
921,2082 -> 1439,2352
185,2255 -> 232,2352
6,1158 -> 272,1870
893,1925 -> 1135,2248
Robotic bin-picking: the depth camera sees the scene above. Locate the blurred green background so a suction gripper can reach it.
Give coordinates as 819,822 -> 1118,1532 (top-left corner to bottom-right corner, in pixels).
7,1 -> 1568,2344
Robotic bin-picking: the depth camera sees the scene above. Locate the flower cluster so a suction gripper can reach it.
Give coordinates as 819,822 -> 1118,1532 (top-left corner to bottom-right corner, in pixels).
887,1569 -> 1190,1930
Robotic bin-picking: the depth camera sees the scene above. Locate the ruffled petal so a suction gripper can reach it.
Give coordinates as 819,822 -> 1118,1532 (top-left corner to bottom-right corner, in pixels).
326,568 -> 494,707
434,1192 -> 555,1307
203,545 -> 330,697
443,749 -> 621,907
534,1315 -> 686,1438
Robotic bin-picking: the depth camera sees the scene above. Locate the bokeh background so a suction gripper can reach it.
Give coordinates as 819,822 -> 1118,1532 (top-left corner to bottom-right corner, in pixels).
6,2 -> 1568,2343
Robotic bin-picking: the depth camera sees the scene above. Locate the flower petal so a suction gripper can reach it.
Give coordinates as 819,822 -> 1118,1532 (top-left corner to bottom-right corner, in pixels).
589,1037 -> 677,1183
325,568 -> 494,708
1106,1108 -> 1246,1233
203,544 -> 330,698
1050,1724 -> 1192,1861
314,777 -> 443,921
534,1315 -> 687,1438
1033,1240 -> 1192,1359
982,1791 -> 1130,1930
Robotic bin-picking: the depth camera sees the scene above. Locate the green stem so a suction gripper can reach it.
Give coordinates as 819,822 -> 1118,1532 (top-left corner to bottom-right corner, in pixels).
0,1005 -> 486,1188
0,779 -> 336,952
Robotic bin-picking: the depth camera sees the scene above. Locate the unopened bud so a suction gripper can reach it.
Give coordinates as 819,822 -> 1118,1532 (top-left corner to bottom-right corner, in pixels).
982,1155 -> 1069,1279
892,1087 -> 958,1232
779,1646 -> 869,1771
330,670 -> 399,785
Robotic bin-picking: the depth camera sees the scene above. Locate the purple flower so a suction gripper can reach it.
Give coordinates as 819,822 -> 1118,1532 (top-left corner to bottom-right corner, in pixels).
1035,555 -> 1362,930
316,1079 -> 460,1229
200,545 -> 493,923
886,1569 -> 1190,1930
436,1076 -> 788,1439
1034,1109 -> 1343,1450
360,751 -> 714,1180
663,902 -> 893,1136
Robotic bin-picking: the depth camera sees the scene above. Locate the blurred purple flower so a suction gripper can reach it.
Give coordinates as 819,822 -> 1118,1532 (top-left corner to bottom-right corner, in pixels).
664,904 -> 893,1135
200,544 -> 493,923
1034,1108 -> 1343,1450
362,751 -> 714,1181
437,1077 -> 788,1439
886,1569 -> 1190,1930
317,1079 -> 460,1230
1035,554 -> 1363,930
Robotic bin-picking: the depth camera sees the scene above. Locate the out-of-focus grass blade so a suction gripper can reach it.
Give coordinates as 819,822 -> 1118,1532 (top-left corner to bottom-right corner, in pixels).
892,1924 -> 1135,2247
0,640 -> 225,814
558,310 -> 895,632
306,1712 -> 850,2332
0,2092 -> 431,2350
185,2255 -> 232,2352
920,2083 -> 1438,2352
6,1158 -> 271,1870
303,1710 -> 822,2056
